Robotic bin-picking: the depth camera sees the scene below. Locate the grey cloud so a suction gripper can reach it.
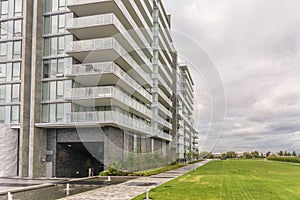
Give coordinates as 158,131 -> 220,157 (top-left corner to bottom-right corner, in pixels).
164,0 -> 300,152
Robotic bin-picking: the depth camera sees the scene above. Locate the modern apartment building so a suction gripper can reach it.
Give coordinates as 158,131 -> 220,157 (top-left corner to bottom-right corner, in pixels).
0,0 -> 198,178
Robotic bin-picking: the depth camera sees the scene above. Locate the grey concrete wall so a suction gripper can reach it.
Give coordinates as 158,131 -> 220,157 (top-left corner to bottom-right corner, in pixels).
0,125 -> 18,177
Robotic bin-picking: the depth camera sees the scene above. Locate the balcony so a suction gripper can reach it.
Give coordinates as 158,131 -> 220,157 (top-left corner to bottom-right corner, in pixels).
66,62 -> 151,104
67,13 -> 152,72
157,115 -> 172,130
158,102 -> 172,118
66,37 -> 151,86
67,0 -> 153,45
158,88 -> 172,108
67,110 -> 151,135
65,86 -> 152,119
152,130 -> 172,142
158,74 -> 172,97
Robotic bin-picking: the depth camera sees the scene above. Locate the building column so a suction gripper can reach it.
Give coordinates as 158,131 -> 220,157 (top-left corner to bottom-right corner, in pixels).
28,0 -> 46,178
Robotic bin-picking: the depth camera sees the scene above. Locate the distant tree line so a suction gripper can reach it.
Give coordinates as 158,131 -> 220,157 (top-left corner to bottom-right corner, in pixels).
198,150 -> 299,160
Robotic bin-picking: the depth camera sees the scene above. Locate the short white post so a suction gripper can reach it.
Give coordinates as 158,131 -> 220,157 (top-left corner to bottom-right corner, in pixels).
66,183 -> 70,196
8,192 -> 13,200
88,168 -> 92,177
145,188 -> 151,200
108,176 -> 111,181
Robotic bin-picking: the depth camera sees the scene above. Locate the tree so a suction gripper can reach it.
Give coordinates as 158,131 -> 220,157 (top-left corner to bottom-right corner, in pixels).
278,151 -> 283,156
292,151 -> 297,157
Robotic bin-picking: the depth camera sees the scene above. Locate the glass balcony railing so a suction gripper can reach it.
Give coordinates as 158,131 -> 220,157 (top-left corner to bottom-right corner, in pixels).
156,130 -> 172,141
66,62 -> 152,101
66,110 -> 151,134
66,86 -> 152,118
158,115 -> 172,130
158,102 -> 172,117
67,37 -> 151,85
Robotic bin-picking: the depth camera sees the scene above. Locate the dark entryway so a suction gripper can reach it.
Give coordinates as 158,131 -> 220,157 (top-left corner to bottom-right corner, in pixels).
56,142 -> 104,178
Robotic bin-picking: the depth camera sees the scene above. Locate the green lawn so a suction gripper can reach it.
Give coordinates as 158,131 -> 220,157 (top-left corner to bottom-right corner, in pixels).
133,160 -> 300,200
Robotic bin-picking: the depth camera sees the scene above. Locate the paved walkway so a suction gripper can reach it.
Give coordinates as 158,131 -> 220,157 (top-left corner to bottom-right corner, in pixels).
59,160 -> 212,200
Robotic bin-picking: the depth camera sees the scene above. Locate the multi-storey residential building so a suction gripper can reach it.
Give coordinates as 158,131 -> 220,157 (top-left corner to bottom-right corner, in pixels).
176,63 -> 198,161
0,0 -> 198,178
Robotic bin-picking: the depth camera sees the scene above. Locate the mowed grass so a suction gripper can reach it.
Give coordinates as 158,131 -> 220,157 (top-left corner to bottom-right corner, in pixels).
133,160 -> 300,200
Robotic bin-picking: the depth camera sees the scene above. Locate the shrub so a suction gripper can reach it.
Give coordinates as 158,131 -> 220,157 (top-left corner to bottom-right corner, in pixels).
267,156 -> 300,163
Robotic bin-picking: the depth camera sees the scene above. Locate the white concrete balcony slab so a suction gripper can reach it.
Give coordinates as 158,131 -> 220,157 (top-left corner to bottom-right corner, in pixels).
157,115 -> 172,130
67,13 -> 152,71
65,86 -> 152,119
66,37 -> 151,86
66,110 -> 151,135
158,74 -> 172,97
66,62 -> 151,104
152,130 -> 172,142
158,102 -> 172,118
67,0 -> 153,45
158,88 -> 172,108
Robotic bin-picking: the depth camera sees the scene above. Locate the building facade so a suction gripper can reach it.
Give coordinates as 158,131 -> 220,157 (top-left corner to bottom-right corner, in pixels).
0,0 -> 198,178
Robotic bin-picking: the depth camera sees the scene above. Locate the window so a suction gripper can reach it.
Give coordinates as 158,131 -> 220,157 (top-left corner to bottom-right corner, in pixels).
42,82 -> 49,100
0,0 -> 8,18
11,84 -> 20,102
11,105 -> 19,123
58,14 -> 65,33
0,42 -> 7,59
51,15 -> 58,33
58,0 -> 66,11
14,0 -> 22,16
0,63 -> 6,82
13,19 -> 22,37
12,62 -> 21,80
52,0 -> 58,12
44,36 -> 65,56
13,41 -> 22,59
42,81 -> 65,101
42,103 -> 64,123
0,85 -> 4,103
0,106 -> 4,122
44,0 -> 51,13
43,38 -> 50,56
43,58 -> 65,78
0,21 -> 7,39
44,16 -> 50,34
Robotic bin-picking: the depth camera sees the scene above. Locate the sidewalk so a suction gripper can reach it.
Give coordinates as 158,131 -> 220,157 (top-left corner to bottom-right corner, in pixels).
59,160 -> 212,200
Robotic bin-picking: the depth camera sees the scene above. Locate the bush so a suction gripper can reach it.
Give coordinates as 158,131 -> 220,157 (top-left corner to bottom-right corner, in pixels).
188,160 -> 203,164
267,156 -> 300,163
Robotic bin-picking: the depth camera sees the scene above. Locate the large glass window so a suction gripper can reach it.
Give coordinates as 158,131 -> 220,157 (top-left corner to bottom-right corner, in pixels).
44,36 -> 66,56
13,40 -> 22,59
42,80 -> 65,101
44,16 -> 50,34
42,104 -> 49,122
0,85 -> 5,103
0,63 -> 6,82
11,84 -> 20,102
58,14 -> 65,33
42,103 -> 64,123
43,58 -> 65,78
14,0 -> 22,16
0,21 -> 7,39
12,62 -> 21,80
0,0 -> 8,18
13,19 -> 22,37
11,105 -> 19,123
0,42 -> 7,59
0,106 -> 4,122
51,15 -> 58,33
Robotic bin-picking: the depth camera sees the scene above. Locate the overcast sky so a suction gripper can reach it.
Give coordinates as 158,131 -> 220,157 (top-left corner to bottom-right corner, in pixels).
164,0 -> 300,153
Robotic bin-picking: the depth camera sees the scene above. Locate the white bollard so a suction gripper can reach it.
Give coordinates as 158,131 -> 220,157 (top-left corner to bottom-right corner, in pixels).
8,192 -> 13,200
66,183 -> 70,196
108,176 -> 111,181
144,188 -> 151,200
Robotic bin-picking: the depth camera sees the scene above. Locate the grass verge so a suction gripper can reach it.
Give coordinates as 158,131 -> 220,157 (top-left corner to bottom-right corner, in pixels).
133,160 -> 300,200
